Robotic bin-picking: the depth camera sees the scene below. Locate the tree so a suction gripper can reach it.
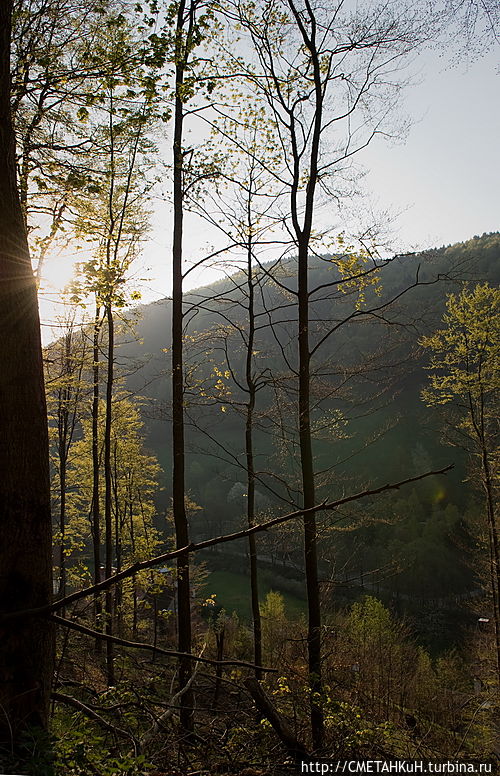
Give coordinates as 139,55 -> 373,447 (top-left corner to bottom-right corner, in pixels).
229,0 -> 429,748
45,315 -> 88,606
11,0 -> 119,278
66,3 -> 157,678
439,0 -> 499,55
64,397 -> 164,624
167,0 -> 217,734
171,0 -> 195,734
183,123 -> 284,678
421,283 -> 500,684
0,0 -> 53,767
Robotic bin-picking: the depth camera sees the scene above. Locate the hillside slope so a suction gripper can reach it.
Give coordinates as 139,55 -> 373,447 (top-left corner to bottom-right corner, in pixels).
115,233 -> 498,627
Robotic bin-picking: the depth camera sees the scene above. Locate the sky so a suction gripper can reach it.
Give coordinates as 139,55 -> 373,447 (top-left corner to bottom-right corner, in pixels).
362,47 -> 499,251
38,41 -> 499,343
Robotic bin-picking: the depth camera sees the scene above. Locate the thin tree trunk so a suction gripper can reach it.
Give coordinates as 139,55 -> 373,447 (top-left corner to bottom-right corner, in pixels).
213,626 -> 225,706
129,495 -> 139,639
57,331 -> 73,613
113,444 -> 123,637
287,0 -> 325,746
476,390 -> 499,684
92,307 -> 102,649
58,416 -> 67,606
172,0 -> 194,734
482,447 -> 500,685
104,305 -> 115,686
0,0 -> 53,760
297,236 -> 323,749
245,227 -> 262,679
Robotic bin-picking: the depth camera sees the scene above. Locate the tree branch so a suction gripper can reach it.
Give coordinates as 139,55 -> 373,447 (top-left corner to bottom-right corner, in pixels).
244,676 -> 308,761
51,691 -> 137,745
50,614 -> 276,673
1,465 -> 452,622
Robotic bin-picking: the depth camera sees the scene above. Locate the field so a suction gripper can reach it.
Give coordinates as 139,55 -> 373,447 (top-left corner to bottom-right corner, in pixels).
203,569 -> 306,621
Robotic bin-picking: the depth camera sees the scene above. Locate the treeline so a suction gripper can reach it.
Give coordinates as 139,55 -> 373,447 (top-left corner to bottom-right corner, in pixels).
0,0 -> 498,774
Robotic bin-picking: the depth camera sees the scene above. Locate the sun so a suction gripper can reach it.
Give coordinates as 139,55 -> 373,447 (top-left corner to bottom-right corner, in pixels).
36,248 -> 87,342
39,252 -> 80,294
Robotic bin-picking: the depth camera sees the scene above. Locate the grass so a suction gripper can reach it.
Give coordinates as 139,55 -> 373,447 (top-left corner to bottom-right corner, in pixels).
202,569 -> 306,621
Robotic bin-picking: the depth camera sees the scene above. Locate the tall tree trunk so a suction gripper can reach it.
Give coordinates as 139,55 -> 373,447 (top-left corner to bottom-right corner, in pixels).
130,501 -> 138,640
113,444 -> 123,637
56,331 -> 72,611
91,307 -> 102,649
58,391 -> 68,607
0,0 -> 54,764
172,0 -> 194,734
476,390 -> 500,685
104,305 -> 115,685
482,446 -> 500,685
245,228 -> 262,679
287,0 -> 325,746
297,237 -> 323,750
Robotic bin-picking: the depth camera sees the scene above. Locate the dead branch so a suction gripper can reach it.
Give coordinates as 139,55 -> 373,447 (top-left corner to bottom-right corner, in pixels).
244,677 -> 308,761
142,644 -> 205,747
52,691 -> 137,748
50,615 -> 276,672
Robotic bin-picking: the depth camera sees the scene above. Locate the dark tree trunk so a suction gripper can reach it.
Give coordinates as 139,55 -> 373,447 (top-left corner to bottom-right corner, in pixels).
172,0 -> 194,734
481,445 -> 500,684
56,330 -> 74,610
130,506 -> 138,640
0,0 -> 54,764
113,444 -> 123,636
287,0 -> 325,747
245,228 -> 262,679
474,391 -> 499,684
91,308 -> 102,646
297,237 -> 323,750
213,625 -> 225,706
104,305 -> 115,686
57,397 -> 68,606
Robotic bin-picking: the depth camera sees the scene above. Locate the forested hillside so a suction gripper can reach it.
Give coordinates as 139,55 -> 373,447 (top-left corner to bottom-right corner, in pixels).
116,234 -> 498,624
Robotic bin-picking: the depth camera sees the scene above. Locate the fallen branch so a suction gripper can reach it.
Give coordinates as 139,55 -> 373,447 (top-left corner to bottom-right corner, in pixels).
52,691 -> 137,748
142,644 -> 205,747
244,677 -> 308,761
50,615 -> 276,672
1,465 -> 452,622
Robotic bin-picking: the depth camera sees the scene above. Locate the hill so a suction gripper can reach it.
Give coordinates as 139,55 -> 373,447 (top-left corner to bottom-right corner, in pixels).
115,233 -> 499,639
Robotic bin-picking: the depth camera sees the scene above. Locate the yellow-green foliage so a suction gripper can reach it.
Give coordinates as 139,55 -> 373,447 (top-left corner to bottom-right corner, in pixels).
260,590 -> 287,665
64,396 -> 164,598
421,283 -> 499,412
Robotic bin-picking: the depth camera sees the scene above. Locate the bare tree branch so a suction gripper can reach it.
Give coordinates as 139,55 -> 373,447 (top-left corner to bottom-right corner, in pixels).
50,615 -> 276,673
0,464 -> 452,623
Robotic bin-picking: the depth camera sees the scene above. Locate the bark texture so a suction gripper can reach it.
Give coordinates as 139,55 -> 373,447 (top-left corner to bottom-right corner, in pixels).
0,0 -> 54,763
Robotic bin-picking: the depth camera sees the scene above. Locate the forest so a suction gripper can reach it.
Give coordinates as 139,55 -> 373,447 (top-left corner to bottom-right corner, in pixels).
0,0 -> 498,774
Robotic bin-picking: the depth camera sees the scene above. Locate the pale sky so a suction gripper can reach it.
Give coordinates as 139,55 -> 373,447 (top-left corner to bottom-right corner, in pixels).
38,42 -> 499,343
362,47 -> 499,250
